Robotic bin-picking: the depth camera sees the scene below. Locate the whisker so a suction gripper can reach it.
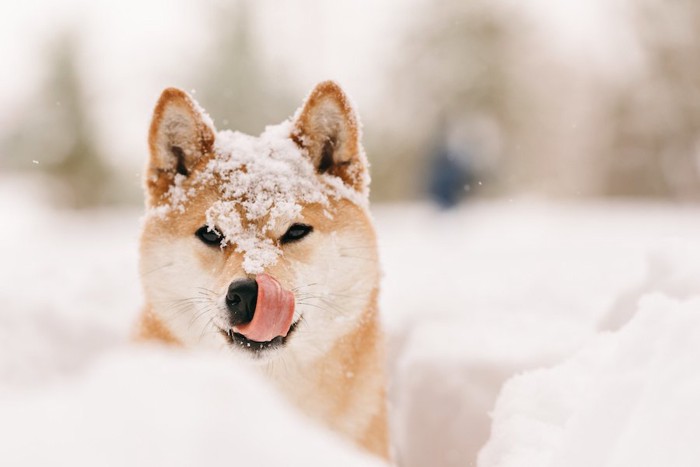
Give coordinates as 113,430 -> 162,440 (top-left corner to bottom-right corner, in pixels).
339,254 -> 376,262
315,300 -> 349,315
195,287 -> 219,296
140,262 -> 174,276
198,316 -> 216,342
292,282 -> 319,292
188,303 -> 216,327
296,293 -> 365,302
296,302 -> 338,314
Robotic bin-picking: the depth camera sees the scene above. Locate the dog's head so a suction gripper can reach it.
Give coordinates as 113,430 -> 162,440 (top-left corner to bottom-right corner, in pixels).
139,81 -> 379,362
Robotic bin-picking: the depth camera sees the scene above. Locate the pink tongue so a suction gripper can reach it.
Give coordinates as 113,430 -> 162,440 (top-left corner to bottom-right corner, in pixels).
234,273 -> 295,342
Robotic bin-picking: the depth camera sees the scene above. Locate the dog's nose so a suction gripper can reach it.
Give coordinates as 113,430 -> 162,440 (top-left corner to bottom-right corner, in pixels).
225,278 -> 258,326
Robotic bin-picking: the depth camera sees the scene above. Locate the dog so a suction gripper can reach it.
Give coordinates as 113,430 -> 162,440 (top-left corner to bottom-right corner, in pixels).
135,81 -> 389,459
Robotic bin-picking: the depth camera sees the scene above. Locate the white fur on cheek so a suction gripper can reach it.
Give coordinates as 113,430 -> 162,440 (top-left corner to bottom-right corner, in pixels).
286,227 -> 378,360
140,237 -> 226,349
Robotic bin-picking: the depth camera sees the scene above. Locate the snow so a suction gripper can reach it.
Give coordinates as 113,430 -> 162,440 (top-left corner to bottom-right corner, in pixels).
3,177 -> 700,466
375,201 -> 700,467
0,347 -> 384,467
479,294 -> 700,467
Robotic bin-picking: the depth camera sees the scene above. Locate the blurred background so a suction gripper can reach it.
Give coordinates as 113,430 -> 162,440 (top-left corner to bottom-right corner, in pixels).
3,0 -> 700,207
3,1 -> 700,466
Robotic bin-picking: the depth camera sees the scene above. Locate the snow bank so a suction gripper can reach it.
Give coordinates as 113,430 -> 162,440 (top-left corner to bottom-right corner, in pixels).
389,315 -> 590,467
599,238 -> 700,331
479,293 -> 700,467
377,201 -> 700,466
0,346 -> 383,467
375,203 -> 700,466
0,177 -> 140,388
4,181 -> 700,467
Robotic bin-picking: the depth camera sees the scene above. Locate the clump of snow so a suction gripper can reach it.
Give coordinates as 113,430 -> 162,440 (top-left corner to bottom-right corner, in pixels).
389,315 -> 591,467
0,347 -> 385,467
151,119 -> 366,274
599,238 -> 700,331
191,96 -> 216,131
167,173 -> 196,213
479,293 -> 700,467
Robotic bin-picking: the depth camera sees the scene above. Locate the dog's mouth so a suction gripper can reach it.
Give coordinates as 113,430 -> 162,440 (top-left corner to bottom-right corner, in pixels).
220,319 -> 300,354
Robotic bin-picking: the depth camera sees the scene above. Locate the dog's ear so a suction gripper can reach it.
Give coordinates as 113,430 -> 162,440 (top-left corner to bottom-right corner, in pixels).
292,81 -> 369,193
146,88 -> 215,203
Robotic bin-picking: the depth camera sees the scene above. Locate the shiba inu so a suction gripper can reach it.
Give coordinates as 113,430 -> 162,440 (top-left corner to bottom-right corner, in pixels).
135,81 -> 389,459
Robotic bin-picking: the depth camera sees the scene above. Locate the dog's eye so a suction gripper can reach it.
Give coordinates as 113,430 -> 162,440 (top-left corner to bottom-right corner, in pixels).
280,224 -> 313,244
195,226 -> 224,246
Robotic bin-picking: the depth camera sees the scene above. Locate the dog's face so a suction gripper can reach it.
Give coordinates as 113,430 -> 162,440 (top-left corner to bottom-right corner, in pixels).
139,82 -> 379,363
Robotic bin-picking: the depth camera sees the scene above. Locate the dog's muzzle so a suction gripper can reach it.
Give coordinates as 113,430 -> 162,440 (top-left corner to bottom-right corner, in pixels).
224,274 -> 295,343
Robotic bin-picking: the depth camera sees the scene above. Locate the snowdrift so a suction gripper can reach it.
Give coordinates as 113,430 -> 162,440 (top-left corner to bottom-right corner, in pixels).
377,203 -> 700,466
3,179 -> 700,466
477,237 -> 700,467
0,347 -> 383,466
479,294 -> 700,467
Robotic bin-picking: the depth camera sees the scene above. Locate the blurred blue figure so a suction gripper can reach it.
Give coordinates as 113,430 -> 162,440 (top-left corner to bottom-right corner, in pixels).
428,122 -> 473,209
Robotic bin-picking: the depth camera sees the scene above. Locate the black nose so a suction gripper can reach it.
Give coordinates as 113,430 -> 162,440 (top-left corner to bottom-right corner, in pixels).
225,278 -> 258,326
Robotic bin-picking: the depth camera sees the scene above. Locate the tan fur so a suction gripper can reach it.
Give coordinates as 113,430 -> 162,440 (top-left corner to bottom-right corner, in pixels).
134,305 -> 181,345
283,293 -> 389,459
136,82 -> 389,461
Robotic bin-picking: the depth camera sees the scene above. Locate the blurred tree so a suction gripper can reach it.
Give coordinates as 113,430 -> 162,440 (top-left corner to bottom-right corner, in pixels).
368,1 -> 529,201
1,32 -> 112,208
197,0 -> 296,135
603,0 -> 700,198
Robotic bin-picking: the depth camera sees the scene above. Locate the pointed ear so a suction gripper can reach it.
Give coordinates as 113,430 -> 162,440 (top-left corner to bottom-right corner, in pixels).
146,88 -> 215,203
292,81 -> 369,193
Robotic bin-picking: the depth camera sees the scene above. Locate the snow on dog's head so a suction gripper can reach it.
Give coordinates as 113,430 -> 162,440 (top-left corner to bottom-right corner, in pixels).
139,82 -> 379,362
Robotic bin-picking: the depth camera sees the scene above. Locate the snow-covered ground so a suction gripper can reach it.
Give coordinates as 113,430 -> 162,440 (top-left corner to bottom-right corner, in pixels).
2,176 -> 700,466
378,200 -> 700,466
479,294 -> 700,467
